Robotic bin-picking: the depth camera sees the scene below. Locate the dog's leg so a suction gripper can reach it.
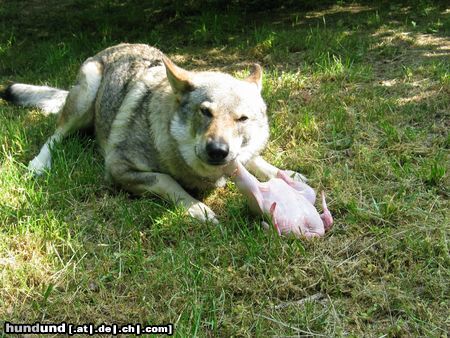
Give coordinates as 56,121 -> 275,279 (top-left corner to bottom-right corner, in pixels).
28,59 -> 103,175
112,170 -> 218,223
245,156 -> 307,182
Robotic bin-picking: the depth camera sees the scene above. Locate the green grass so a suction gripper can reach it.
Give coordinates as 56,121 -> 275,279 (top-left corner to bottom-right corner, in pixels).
1,0 -> 449,336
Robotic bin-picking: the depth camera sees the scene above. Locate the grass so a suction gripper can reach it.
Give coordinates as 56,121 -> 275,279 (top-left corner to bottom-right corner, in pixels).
1,0 -> 449,336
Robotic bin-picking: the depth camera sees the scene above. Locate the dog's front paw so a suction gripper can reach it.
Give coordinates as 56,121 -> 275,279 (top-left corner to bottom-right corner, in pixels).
187,202 -> 218,224
28,155 -> 51,176
283,170 -> 308,183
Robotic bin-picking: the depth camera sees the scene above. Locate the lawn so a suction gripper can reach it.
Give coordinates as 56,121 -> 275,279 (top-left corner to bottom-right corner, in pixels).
0,0 -> 449,336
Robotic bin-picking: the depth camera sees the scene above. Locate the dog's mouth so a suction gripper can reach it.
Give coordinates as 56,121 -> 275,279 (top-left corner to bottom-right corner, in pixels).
201,155 -> 236,167
206,158 -> 228,166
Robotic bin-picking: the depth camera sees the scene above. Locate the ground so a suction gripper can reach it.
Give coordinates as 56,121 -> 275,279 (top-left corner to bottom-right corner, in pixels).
0,1 -> 449,336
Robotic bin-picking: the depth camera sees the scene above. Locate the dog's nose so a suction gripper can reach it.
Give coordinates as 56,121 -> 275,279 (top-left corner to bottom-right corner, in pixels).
205,140 -> 229,164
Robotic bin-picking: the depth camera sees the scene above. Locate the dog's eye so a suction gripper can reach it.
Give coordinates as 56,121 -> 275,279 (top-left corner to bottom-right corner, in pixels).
200,107 -> 213,118
237,116 -> 248,122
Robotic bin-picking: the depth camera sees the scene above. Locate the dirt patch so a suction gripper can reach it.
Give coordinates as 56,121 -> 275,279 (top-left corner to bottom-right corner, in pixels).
305,4 -> 374,19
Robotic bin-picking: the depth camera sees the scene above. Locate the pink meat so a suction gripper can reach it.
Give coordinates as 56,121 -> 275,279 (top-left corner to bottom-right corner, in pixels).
232,161 -> 333,239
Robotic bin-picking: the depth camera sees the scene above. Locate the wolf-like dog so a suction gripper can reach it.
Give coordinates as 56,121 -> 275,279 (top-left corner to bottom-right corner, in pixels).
1,43 -> 305,223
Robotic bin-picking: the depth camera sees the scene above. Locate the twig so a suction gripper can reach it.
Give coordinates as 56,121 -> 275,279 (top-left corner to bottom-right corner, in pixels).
274,292 -> 325,310
255,313 -> 326,337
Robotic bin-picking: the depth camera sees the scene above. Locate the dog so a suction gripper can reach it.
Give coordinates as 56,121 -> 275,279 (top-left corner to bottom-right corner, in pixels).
1,43 -> 305,223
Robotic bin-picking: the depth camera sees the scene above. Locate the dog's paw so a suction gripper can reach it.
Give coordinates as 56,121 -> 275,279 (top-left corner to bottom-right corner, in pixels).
28,155 -> 51,176
283,170 -> 308,183
187,202 -> 218,224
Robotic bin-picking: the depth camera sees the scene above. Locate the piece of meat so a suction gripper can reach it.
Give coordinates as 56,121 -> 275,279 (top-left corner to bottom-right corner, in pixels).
231,161 -> 333,239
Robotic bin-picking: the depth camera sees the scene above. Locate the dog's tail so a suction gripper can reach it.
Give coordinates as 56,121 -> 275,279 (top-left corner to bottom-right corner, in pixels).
0,83 -> 69,114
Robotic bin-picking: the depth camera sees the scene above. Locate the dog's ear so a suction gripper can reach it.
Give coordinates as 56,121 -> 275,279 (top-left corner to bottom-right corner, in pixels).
162,55 -> 194,94
244,64 -> 263,91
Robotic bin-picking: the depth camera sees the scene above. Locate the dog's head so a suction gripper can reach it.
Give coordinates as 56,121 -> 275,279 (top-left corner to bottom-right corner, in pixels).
164,56 -> 269,178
